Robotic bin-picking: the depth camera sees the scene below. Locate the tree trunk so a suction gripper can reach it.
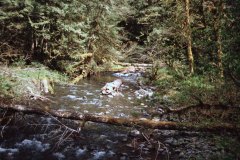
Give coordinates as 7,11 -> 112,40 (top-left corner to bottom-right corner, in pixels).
215,0 -> 224,77
0,104 -> 239,133
185,0 -> 194,74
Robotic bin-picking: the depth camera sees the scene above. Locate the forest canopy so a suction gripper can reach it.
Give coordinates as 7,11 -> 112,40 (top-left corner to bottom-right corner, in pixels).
0,0 -> 240,79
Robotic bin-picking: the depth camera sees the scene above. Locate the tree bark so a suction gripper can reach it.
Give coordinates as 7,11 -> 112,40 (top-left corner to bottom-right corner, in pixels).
113,62 -> 153,68
215,0 -> 224,77
185,0 -> 194,74
0,104 -> 239,133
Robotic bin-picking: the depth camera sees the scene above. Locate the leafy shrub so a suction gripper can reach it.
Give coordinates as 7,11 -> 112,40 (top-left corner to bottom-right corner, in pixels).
154,67 -> 219,106
0,75 -> 16,99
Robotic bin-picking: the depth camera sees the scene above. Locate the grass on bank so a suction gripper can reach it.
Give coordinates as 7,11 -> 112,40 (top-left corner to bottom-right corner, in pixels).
149,67 -> 240,108
0,62 -> 69,101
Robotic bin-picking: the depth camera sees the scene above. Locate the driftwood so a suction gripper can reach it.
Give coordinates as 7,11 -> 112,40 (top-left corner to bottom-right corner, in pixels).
0,103 -> 239,132
113,62 -> 153,68
149,103 -> 240,121
164,104 -> 231,114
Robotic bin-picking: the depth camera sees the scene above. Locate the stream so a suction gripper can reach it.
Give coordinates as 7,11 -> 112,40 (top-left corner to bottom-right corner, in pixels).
50,72 -> 149,119
0,72 -> 238,160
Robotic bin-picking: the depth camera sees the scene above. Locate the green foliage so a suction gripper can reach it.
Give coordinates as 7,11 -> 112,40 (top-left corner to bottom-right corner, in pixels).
16,67 -> 68,83
152,67 -> 237,106
0,75 -> 16,99
123,0 -> 187,65
1,0 -> 239,79
0,0 -> 132,76
122,0 -> 240,80
179,76 -> 214,91
212,136 -> 240,160
0,63 -> 68,100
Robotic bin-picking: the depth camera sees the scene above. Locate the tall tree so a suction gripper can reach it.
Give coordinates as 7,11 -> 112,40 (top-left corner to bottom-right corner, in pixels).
0,0 -> 131,76
214,0 -> 224,77
185,0 -> 194,74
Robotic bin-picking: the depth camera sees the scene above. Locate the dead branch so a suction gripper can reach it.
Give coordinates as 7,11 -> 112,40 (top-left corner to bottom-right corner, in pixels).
113,62 -> 153,68
157,104 -> 240,116
0,103 -> 239,132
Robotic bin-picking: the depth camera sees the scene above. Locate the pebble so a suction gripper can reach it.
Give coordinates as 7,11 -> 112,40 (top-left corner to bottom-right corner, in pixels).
179,152 -> 185,157
108,95 -> 114,98
97,112 -> 104,116
158,148 -> 164,152
175,149 -> 181,153
130,129 -> 141,137
75,148 -> 86,157
147,144 -> 153,149
143,147 -> 149,151
108,151 -> 115,156
120,156 -> 127,160
118,113 -> 126,117
152,117 -> 160,121
121,137 -> 128,142
164,138 -> 174,144
83,110 -> 89,113
98,135 -> 107,140
121,153 -> 128,156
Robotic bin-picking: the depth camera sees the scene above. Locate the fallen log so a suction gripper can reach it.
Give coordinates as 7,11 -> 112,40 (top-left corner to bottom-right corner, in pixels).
113,62 -> 153,68
0,103 -> 239,132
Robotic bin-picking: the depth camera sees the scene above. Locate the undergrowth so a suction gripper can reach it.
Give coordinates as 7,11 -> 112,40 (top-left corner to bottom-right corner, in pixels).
0,75 -> 17,99
211,136 -> 240,160
0,63 -> 69,101
152,67 -> 240,107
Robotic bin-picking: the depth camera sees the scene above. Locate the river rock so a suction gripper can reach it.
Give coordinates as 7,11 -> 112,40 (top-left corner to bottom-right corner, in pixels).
130,129 -> 141,137
164,138 -> 174,144
75,147 -> 87,157
135,88 -> 153,99
53,152 -> 65,160
179,152 -> 185,158
107,151 -> 115,156
92,151 -> 106,160
120,156 -> 127,160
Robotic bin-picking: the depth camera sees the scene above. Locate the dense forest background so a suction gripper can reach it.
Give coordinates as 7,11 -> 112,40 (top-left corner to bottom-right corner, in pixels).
0,0 -> 240,109
1,0 -> 239,77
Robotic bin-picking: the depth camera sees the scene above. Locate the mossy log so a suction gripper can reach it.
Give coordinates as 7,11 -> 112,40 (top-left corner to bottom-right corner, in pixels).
113,62 -> 153,68
0,104 -> 239,132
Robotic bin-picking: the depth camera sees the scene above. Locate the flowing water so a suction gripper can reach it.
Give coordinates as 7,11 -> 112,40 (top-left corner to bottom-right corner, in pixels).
49,73 -> 150,118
